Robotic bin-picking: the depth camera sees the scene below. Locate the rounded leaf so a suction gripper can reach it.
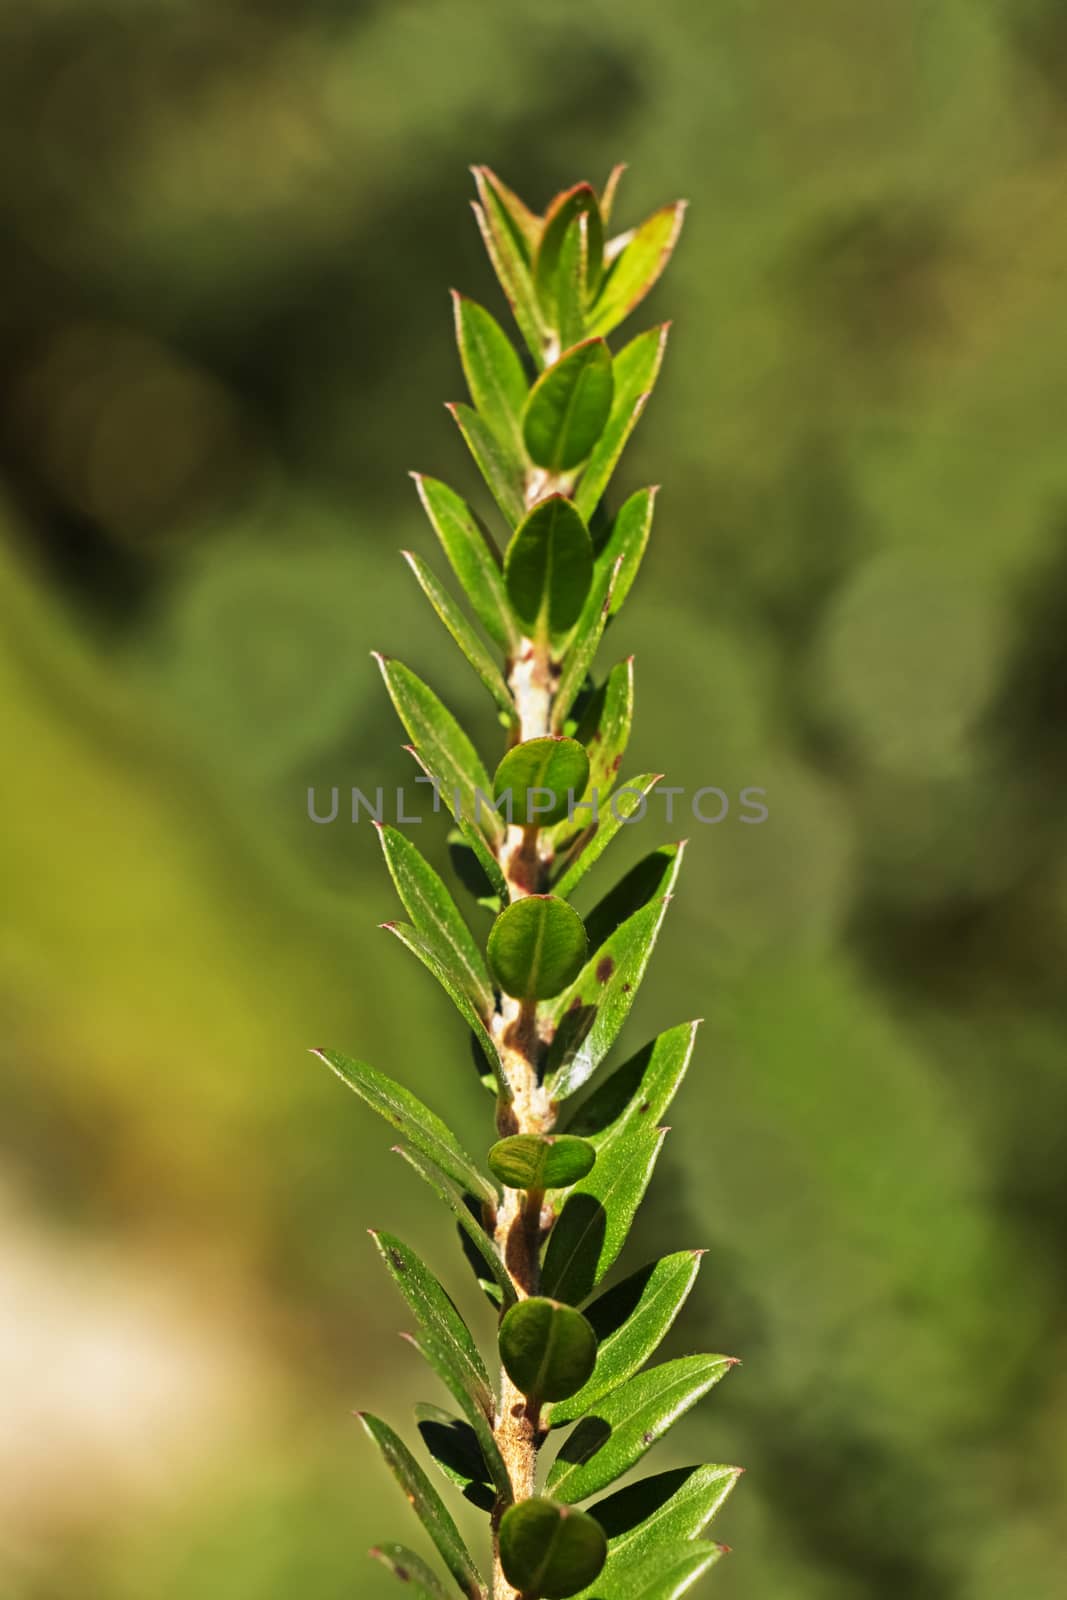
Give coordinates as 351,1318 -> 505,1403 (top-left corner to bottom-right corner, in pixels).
493,737 -> 591,829
487,896 -> 588,1002
523,340 -> 614,472
488,1134 -> 597,1191
499,1297 -> 598,1403
505,496 -> 593,642
499,1497 -> 607,1599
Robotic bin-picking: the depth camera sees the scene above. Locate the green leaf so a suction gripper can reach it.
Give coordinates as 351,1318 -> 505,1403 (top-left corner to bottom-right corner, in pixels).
370,1230 -> 492,1412
551,555 -> 619,733
413,475 -> 516,652
599,164 -> 627,228
551,774 -> 663,899
505,495 -> 594,644
587,201 -> 687,339
493,736 -> 591,829
378,825 -> 494,1017
473,166 -> 541,256
499,1498 -> 607,1600
452,292 -> 528,456
415,1403 -> 495,1512
487,895 -> 588,1002
591,486 -> 657,621
472,167 -> 546,364
403,748 -> 509,909
548,1253 -> 704,1426
540,1128 -> 667,1305
583,844 -> 686,953
370,1543 -> 452,1599
564,1022 -> 700,1151
555,214 -> 589,352
382,922 -> 506,1096
545,1356 -> 735,1503
535,184 -> 605,319
488,1134 -> 596,1191
591,1464 -> 742,1565
577,657 -> 634,795
574,329 -> 670,523
448,401 -> 526,528
357,1414 -> 486,1600
402,551 -> 516,719
523,340 -> 614,474
499,1297 -> 598,1404
391,1144 -> 516,1311
574,1540 -> 726,1600
313,1049 -> 496,1207
544,842 -> 686,1101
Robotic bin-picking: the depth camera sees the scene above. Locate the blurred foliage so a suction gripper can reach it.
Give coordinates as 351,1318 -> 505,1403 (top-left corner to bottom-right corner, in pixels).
1,1 -> 1066,1597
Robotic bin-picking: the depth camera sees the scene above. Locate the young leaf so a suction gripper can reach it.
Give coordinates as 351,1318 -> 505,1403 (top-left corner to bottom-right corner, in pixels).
493,735 -> 591,829
452,291 -> 528,456
540,1128 -> 668,1305
545,842 -> 686,1100
488,1133 -> 596,1191
402,551 -> 515,719
550,655 -> 634,844
547,1252 -> 704,1426
574,1539 -> 725,1600
448,401 -> 526,528
591,486 -> 657,621
499,1297 -> 598,1404
370,1542 -> 453,1599
599,163 -> 627,228
587,201 -> 687,339
415,1403 -> 495,1512
499,1497 -> 607,1600
564,1021 -> 700,1151
535,184 -> 604,317
391,1144 -> 516,1311
473,166 -> 541,255
505,495 -> 594,644
487,895 -> 588,1002
413,475 -> 516,652
370,1230 -> 492,1412
545,1355 -> 735,1503
574,328 -> 670,523
472,169 -> 546,364
376,656 -> 504,847
523,340 -> 614,473
382,921 -> 506,1095
551,556 -> 619,732
591,1463 -> 742,1563
555,213 -> 589,352
357,1413 -> 486,1600
313,1049 -> 496,1207
551,773 -> 663,899
377,825 -> 494,1018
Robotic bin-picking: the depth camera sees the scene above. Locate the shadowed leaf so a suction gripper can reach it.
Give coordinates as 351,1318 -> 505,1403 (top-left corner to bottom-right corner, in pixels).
415,1403 -> 495,1513
505,495 -> 594,644
524,340 -> 614,473
392,1144 -> 516,1311
500,1497 -> 607,1599
564,1022 -> 700,1151
499,1297 -> 598,1404
551,773 -> 662,900
540,1128 -> 667,1305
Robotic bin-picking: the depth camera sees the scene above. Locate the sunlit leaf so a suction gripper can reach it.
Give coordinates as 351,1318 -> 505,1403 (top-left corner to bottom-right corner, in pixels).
591,486 -> 657,621
382,921 -> 506,1095
574,1539 -> 726,1600
551,556 -> 619,732
591,1463 -> 742,1565
499,1497 -> 607,1598
599,164 -> 627,228
370,1230 -> 492,1411
575,329 -> 670,523
551,773 -> 662,899
564,1022 -> 700,1151
488,895 -> 588,1001
370,1542 -> 452,1599
473,166 -> 541,255
493,735 -> 591,828
472,168 -> 546,364
488,1133 -> 596,1191
452,292 -> 528,457
499,1297 -> 598,1404
448,401 -> 526,527
402,550 -> 515,719
378,824 -> 494,1017
391,1144 -> 516,1311
535,183 -> 604,320
505,495 -> 594,644
587,202 -> 687,339
523,340 -> 614,474
540,1128 -> 667,1305
413,475 -> 517,652
555,214 -> 590,352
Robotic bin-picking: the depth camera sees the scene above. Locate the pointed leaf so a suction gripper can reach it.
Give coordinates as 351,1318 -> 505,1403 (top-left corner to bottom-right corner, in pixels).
493,736 -> 590,829
376,656 -> 504,847
548,1252 -> 704,1426
535,184 -> 604,318
393,1144 -> 516,1310
488,895 -> 588,1001
540,1128 -> 667,1305
405,746 -> 509,908
574,328 -> 669,523
402,551 -> 515,719
382,922 -> 505,1095
472,171 -> 545,365
370,1230 -> 492,1411
452,292 -> 528,456
591,1464 -> 742,1564
556,213 -> 590,352
583,844 -> 687,953
523,340 -> 614,474
488,1134 -> 596,1191
499,1498 -> 607,1599
545,1356 -> 735,1503
415,1403 -> 495,1512
505,495 -> 594,644
591,486 -> 657,621
551,556 -> 619,732
474,167 -> 540,253
575,1539 -> 726,1600
499,1297 -> 598,1404
401,1329 -> 514,1506
544,842 -> 687,1100
378,825 -> 494,1017
587,202 -> 687,339
564,1022 -> 700,1151
599,164 -> 627,228
448,401 -> 526,527
551,774 -> 662,899
413,475 -> 516,652
370,1543 -> 452,1599
358,1414 -> 486,1600
577,657 -> 634,797
313,1049 -> 496,1207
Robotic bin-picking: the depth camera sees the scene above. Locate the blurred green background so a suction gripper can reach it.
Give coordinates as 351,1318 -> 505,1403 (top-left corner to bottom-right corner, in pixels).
2,1 -> 1066,1596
